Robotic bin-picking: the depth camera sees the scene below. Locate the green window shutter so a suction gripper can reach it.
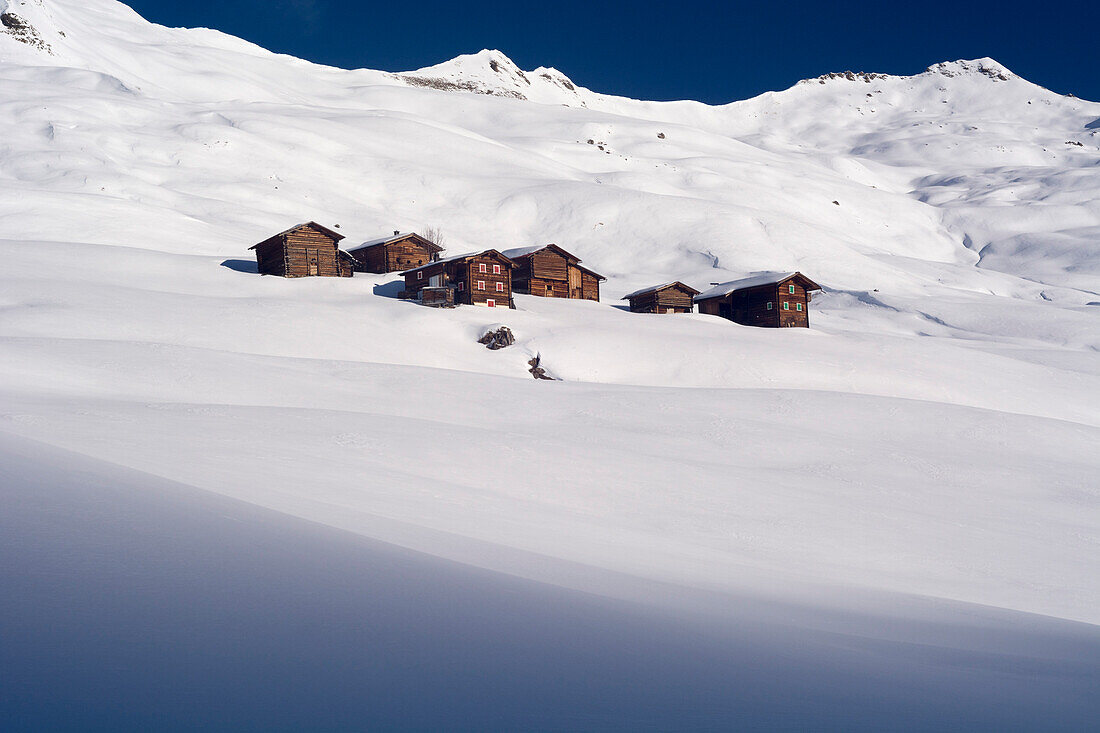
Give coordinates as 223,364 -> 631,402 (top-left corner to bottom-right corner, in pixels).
788,284 -> 795,294
783,302 -> 789,310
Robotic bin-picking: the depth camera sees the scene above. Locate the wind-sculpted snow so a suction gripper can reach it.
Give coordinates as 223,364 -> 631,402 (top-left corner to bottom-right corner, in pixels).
2,433 -> 1098,731
0,1 -> 1098,726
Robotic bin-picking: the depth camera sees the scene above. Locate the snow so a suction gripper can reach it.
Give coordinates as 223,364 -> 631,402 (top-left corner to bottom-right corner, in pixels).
499,244 -> 551,259
1,0 -> 1099,725
352,231 -> 414,249
694,271 -> 803,300
620,281 -> 692,299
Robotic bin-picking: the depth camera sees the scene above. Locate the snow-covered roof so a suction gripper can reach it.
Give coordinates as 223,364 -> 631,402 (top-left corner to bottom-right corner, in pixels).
401,249 -> 514,275
694,272 -> 820,301
349,232 -> 412,249
347,232 -> 442,252
500,245 -> 548,259
621,281 -> 699,300
250,221 -> 344,248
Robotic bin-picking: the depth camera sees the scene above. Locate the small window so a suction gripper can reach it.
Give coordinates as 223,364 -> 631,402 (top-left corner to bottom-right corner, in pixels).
496,282 -> 504,292
493,264 -> 501,274
783,302 -> 790,310
479,263 -> 487,273
788,284 -> 795,294
477,280 -> 485,291
766,302 -> 773,310
486,299 -> 496,307
796,303 -> 803,312
417,271 -> 423,280
546,283 -> 553,291
458,282 -> 464,291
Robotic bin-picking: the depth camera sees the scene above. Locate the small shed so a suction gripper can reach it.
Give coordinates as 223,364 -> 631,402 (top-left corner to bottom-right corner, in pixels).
501,244 -> 605,301
346,231 -> 444,273
694,271 -> 822,328
401,250 -> 516,308
250,221 -> 355,278
622,282 -> 700,314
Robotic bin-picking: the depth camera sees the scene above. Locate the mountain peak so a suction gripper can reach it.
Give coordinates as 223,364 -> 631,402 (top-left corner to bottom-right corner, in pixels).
398,49 -> 585,104
926,58 -> 1016,82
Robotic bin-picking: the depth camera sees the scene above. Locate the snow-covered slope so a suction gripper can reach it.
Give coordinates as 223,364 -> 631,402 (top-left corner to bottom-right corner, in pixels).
1,1 -> 1098,716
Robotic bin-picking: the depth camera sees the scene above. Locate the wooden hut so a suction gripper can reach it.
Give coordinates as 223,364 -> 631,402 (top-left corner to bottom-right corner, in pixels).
622,282 -> 700,314
501,244 -> 605,301
250,221 -> 355,278
401,250 -> 516,308
694,272 -> 822,328
346,231 -> 444,274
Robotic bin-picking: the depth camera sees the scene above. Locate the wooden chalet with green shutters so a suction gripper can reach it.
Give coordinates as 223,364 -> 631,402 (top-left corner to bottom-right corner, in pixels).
250,221 -> 355,278
622,281 -> 700,313
501,244 -> 605,301
694,272 -> 822,328
400,250 -> 516,308
346,231 -> 444,274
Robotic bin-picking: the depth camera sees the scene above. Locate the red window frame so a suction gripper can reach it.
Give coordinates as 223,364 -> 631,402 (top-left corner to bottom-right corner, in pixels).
417,271 -> 423,280
479,263 -> 487,273
492,264 -> 501,274
477,280 -> 486,291
486,299 -> 496,307
495,282 -> 504,292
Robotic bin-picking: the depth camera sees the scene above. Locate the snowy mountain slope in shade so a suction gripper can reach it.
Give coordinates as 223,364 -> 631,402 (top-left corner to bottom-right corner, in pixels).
3,431 -> 1099,731
0,0 -> 1098,668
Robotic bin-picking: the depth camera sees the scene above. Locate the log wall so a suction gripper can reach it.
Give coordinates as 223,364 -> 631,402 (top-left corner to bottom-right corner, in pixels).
629,286 -> 695,313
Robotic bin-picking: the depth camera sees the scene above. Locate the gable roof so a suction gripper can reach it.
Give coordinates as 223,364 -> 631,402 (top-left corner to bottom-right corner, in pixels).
400,249 -> 516,275
250,221 -> 345,249
501,244 -> 606,281
621,281 -> 701,300
501,243 -> 578,262
347,232 -> 444,254
694,271 -> 821,301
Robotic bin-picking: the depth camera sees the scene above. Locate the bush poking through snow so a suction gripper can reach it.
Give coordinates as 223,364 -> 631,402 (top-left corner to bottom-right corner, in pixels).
528,353 -> 555,380
478,326 -> 515,350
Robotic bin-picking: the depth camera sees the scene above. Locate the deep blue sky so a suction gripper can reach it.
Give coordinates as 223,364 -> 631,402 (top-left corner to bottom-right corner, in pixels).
124,0 -> 1099,103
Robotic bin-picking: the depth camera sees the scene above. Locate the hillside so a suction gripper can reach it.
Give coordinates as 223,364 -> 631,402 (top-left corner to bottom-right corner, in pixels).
1,0 -> 1098,726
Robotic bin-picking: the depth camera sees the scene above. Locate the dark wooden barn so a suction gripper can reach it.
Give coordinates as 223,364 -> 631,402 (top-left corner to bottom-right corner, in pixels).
250,222 -> 355,278
694,272 -> 822,328
400,250 -> 516,308
346,231 -> 444,274
622,282 -> 700,314
501,244 -> 605,301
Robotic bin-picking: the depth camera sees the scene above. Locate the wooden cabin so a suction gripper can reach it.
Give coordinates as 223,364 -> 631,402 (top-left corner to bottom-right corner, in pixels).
622,282 -> 700,313
501,244 -> 605,301
250,221 -> 355,278
694,272 -> 822,328
346,231 -> 444,274
400,250 -> 516,308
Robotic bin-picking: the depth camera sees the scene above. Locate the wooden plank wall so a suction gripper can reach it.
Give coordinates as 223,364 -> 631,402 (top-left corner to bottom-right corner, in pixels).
580,272 -> 600,301
283,226 -> 352,278
629,286 -> 694,313
254,240 -> 286,276
465,254 -> 513,308
385,241 -> 437,272
698,282 -> 812,327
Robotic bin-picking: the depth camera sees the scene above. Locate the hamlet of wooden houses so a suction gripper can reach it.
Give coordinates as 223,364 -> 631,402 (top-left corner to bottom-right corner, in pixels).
248,223 -> 823,326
